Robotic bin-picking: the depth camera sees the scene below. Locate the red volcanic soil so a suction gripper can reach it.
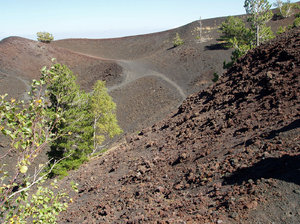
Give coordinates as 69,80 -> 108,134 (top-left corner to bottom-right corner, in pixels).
1,13 -> 298,134
0,11 -> 299,223
58,28 -> 300,223
0,37 -> 123,92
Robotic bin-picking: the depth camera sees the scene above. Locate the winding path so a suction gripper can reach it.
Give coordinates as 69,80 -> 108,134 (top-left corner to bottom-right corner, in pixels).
108,60 -> 186,100
54,49 -> 187,100
0,69 -> 31,100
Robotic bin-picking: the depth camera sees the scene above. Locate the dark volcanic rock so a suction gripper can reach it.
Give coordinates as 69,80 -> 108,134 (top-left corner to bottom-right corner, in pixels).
59,28 -> 300,223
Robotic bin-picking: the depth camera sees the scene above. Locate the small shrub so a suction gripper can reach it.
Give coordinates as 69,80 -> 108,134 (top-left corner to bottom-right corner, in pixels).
37,32 -> 54,43
295,12 -> 300,18
212,72 -> 219,82
173,33 -> 184,47
274,0 -> 298,18
293,17 -> 300,27
277,26 -> 287,34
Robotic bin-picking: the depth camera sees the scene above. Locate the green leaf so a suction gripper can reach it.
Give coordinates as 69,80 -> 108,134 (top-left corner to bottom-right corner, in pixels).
20,165 -> 28,174
13,141 -> 19,149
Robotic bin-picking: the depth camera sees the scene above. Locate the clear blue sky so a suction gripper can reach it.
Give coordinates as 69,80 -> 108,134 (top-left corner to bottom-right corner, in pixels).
0,0 -> 297,40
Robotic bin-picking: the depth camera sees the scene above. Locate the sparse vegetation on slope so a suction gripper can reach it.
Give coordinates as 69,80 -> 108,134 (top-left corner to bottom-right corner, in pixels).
274,0 -> 300,18
221,0 -> 275,68
244,0 -> 274,47
37,32 -> 54,43
173,32 -> 184,47
45,62 -> 122,177
58,27 -> 300,223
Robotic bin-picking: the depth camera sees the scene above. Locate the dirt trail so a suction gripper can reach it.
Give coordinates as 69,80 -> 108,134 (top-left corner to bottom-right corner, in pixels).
62,49 -> 187,100
14,76 -> 31,100
0,69 -> 31,100
108,60 -> 186,100
58,28 -> 300,224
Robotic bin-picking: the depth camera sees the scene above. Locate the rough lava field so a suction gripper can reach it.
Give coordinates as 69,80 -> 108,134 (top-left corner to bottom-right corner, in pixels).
0,13 -> 299,223
58,27 -> 300,224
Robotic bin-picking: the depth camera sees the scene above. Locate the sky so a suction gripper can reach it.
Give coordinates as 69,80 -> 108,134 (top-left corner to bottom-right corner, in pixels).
0,0 -> 297,40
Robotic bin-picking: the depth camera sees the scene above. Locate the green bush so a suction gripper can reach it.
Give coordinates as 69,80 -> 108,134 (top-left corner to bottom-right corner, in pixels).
173,33 -> 184,47
0,66 -> 71,223
277,26 -> 287,34
45,63 -> 122,177
212,72 -> 219,82
37,32 -> 54,43
293,17 -> 300,27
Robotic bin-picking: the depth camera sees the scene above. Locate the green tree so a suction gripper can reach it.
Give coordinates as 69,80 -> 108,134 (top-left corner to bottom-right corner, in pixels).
274,0 -> 299,18
45,63 -> 122,176
219,16 -> 254,66
173,33 -> 184,47
244,0 -> 274,46
91,80 -> 122,154
0,68 -> 70,223
219,16 -> 253,48
44,63 -> 94,177
277,25 -> 287,34
220,1 -> 275,68
37,32 -> 54,43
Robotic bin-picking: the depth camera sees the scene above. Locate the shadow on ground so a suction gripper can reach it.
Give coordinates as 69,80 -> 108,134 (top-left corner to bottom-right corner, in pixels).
205,42 -> 228,51
265,119 -> 300,139
223,154 -> 300,186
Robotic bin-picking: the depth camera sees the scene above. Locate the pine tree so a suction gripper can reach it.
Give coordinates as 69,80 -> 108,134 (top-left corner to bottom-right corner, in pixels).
219,16 -> 254,65
44,63 -> 122,176
45,63 -> 94,176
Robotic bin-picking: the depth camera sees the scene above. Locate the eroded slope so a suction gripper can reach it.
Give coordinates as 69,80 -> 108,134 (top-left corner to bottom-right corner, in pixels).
59,28 -> 300,223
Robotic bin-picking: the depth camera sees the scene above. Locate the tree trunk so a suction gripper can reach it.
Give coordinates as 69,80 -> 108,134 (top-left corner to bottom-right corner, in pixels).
92,117 -> 97,155
256,24 -> 260,47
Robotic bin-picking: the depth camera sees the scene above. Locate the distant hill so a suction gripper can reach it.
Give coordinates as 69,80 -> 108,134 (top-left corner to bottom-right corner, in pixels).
1,11 -> 297,133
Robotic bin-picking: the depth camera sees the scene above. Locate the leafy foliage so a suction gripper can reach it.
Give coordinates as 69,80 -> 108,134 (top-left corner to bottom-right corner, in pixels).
244,0 -> 274,47
277,26 -> 287,34
212,72 -> 219,83
44,63 -> 94,177
220,1 -> 274,68
219,16 -> 254,66
293,17 -> 300,27
1,179 -> 69,223
36,32 -> 54,43
274,0 -> 299,18
45,63 -> 122,177
219,16 -> 253,49
173,33 -> 184,47
0,67 -> 70,223
91,80 -> 122,154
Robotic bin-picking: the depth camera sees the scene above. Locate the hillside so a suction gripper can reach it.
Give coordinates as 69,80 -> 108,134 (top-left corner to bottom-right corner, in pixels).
58,27 -> 300,223
0,37 -> 122,92
0,11 -> 299,223
0,12 -> 297,134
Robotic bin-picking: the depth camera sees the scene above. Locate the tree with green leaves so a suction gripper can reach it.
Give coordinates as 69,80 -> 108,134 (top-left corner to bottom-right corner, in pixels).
274,0 -> 299,18
44,63 -> 94,177
219,16 -> 254,66
219,1 -> 274,67
0,66 -> 72,223
244,0 -> 274,46
37,32 -> 54,43
45,62 -> 122,176
91,80 -> 122,155
219,16 -> 253,48
173,33 -> 184,47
